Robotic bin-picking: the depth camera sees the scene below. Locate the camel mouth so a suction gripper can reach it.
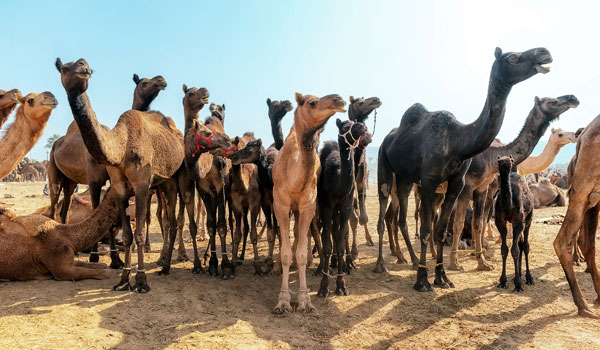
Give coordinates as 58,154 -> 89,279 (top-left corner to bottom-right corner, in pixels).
335,107 -> 347,113
534,64 -> 551,74
534,55 -> 553,74
201,97 -> 210,104
76,72 -> 92,79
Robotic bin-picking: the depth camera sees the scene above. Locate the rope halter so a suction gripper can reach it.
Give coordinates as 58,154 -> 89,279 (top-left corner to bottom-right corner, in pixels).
338,126 -> 362,159
192,131 -> 215,157
223,145 -> 238,158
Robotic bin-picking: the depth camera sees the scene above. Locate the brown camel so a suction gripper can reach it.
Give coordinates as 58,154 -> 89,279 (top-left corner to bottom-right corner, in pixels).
553,114 -> 600,318
32,162 -> 47,181
0,92 -> 57,179
517,128 -> 577,175
229,133 -> 265,274
271,92 -> 346,314
56,58 -> 225,292
0,89 -> 22,129
528,178 -> 566,208
19,164 -> 41,181
49,67 -> 167,268
0,189 -> 121,281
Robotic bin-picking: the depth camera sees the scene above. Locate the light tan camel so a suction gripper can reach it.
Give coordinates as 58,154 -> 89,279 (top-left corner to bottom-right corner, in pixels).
0,189 -> 120,281
272,92 -> 346,314
0,89 -> 22,129
554,115 -> 600,318
528,178 -> 566,208
517,128 -> 577,175
0,92 -> 57,179
19,164 -> 41,181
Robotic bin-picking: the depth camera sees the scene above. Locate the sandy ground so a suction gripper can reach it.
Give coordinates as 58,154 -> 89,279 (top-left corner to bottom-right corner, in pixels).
1,181 -> 600,350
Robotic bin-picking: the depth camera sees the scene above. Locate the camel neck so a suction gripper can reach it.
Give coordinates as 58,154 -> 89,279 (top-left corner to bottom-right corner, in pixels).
517,139 -> 562,175
0,106 -> 50,179
184,105 -> 200,133
132,99 -> 151,112
499,167 -> 513,210
338,137 -> 356,192
254,148 -> 272,189
459,73 -> 511,160
60,190 -> 120,252
270,116 -> 285,150
492,106 -> 550,166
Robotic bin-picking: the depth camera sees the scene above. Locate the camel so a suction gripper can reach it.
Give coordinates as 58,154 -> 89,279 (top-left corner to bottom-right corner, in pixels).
271,92 -> 346,314
517,128 -> 577,175
49,68 -> 167,268
347,96 -> 381,254
529,178 -> 566,208
448,95 -> 578,271
317,119 -> 372,297
229,133 -> 265,274
0,91 -> 57,179
56,58 -> 228,292
20,164 -> 41,181
0,89 -> 22,129
32,162 -> 47,181
495,156 -> 534,291
0,189 -> 121,281
376,47 -> 552,292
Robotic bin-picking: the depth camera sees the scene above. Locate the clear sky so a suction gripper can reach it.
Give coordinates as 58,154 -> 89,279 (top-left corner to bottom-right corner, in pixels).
2,1 -> 597,162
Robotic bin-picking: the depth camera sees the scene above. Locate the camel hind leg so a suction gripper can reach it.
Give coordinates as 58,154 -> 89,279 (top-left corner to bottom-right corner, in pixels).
579,204 -> 600,304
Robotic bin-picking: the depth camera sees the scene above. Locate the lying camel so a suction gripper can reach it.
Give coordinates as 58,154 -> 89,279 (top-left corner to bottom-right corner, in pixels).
528,178 -> 566,208
0,189 -> 120,281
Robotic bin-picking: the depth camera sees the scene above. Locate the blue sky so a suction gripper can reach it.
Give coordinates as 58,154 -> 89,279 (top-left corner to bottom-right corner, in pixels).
2,1 -> 597,162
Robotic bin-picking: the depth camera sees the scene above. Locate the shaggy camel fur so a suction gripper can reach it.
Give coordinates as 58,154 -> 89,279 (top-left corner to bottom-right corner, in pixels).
495,156 -> 535,292
57,58 -> 226,292
376,47 -> 551,292
347,96 -> 381,253
517,128 -> 577,175
0,92 -> 57,179
272,92 -> 346,314
0,89 -> 22,129
0,189 -> 121,281
317,119 -> 372,298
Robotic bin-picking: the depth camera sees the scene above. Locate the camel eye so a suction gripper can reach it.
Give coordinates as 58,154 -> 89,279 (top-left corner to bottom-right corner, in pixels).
310,100 -> 317,107
558,133 -> 564,137
142,82 -> 148,87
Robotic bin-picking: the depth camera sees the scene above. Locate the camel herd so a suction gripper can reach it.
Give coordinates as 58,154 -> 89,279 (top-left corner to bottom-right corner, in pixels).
0,46 -> 599,318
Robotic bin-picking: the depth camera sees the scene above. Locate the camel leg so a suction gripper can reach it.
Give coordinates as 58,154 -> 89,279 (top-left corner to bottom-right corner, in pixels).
580,205 -> 600,303
310,217 -> 323,267
430,174 -> 465,289
231,209 -> 243,265
175,192 -> 189,262
217,187 -> 234,279
199,189 -> 218,277
473,187 -> 494,271
156,191 -> 170,266
272,202 -> 293,314
240,208 -> 250,264
358,186 -> 373,246
396,179 -> 418,266
554,197 -> 598,318
414,185 -> 420,239
131,180 -> 151,293
73,260 -> 108,269
415,184 -> 436,292
510,220 -> 524,292
384,202 -> 398,257
496,212 -> 509,289
112,181 -> 134,292
51,260 -> 110,281
449,186 -> 472,271
179,175 -> 201,274
144,191 -> 153,253
197,195 -> 206,241
47,155 -> 62,220
349,203 -> 360,261
249,203 -> 263,275
374,156 -> 393,273
296,207 -> 316,313
261,199 -> 275,274
520,211 -> 534,285
336,208 -> 351,295
317,204 -> 333,297
157,180 -> 180,276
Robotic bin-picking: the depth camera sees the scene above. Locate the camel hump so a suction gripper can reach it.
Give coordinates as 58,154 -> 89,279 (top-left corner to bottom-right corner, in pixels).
400,103 -> 428,126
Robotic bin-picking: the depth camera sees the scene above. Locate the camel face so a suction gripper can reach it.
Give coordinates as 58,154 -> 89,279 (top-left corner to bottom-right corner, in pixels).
348,96 -> 382,121
267,98 -> 293,121
0,89 -> 22,108
493,47 -> 552,85
497,156 -> 514,174
22,92 -> 58,121
56,58 -> 92,94
209,103 -> 225,121
336,119 -> 372,150
133,74 -> 167,102
549,128 -> 577,146
295,93 -> 346,129
230,138 -> 262,165
183,85 -> 210,111
535,95 -> 579,121
188,120 -> 232,157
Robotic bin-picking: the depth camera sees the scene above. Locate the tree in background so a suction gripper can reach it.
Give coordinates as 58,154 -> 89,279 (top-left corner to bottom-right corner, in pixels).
45,134 -> 60,150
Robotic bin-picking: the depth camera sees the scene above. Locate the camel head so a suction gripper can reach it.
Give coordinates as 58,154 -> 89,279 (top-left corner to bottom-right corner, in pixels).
535,95 -> 579,122
348,96 -> 382,123
497,155 -> 515,173
492,47 -> 552,86
0,89 -> 23,115
294,93 -> 346,131
185,119 -> 232,158
230,138 -> 263,166
549,128 -> 577,147
267,98 -> 293,123
55,58 -> 92,94
336,119 -> 372,151
19,92 -> 58,125
182,84 -> 210,114
209,103 -> 225,123
132,74 -> 167,109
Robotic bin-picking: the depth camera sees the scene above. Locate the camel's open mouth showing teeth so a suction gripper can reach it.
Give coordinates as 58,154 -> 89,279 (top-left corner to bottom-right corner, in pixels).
76,72 -> 91,79
535,64 -> 551,74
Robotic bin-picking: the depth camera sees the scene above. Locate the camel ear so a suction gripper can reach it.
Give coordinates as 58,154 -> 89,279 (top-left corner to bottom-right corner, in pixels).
256,138 -> 262,147
232,136 -> 240,146
266,98 -> 271,106
133,74 -> 140,85
295,92 -> 305,106
551,127 -> 556,133
16,93 -> 25,104
349,96 -> 355,104
336,118 -> 342,128
494,47 -> 502,59
534,96 -> 541,105
182,84 -> 189,93
222,104 -> 225,111
55,58 -> 63,72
